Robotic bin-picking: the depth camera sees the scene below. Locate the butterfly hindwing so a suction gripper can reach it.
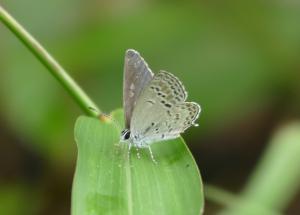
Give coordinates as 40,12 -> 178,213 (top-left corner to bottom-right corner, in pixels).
130,71 -> 200,147
167,102 -> 200,133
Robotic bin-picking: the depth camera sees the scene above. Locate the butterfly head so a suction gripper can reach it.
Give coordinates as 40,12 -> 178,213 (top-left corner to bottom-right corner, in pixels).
121,129 -> 148,148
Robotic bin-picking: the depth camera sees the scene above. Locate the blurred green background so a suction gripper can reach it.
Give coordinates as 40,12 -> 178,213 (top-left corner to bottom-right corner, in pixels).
0,0 -> 300,214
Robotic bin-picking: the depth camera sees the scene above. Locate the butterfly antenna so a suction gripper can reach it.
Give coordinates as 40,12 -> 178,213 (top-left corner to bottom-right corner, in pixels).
148,146 -> 157,164
128,142 -> 132,162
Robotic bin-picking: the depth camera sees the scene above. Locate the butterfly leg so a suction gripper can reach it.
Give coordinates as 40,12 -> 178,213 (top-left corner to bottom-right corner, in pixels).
135,147 -> 141,159
127,141 -> 132,161
148,146 -> 157,164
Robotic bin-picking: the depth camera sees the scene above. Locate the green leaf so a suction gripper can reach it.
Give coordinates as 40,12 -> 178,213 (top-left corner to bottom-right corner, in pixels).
72,109 -> 204,215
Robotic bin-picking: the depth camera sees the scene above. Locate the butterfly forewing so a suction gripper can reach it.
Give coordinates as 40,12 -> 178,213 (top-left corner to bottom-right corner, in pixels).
123,49 -> 153,129
130,71 -> 200,147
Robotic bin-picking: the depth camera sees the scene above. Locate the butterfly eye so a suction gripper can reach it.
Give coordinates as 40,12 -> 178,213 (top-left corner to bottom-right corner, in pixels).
121,129 -> 131,140
124,130 -> 131,140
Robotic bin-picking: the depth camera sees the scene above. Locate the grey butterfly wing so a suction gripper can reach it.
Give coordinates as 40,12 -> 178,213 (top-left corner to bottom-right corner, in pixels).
130,71 -> 201,147
123,49 -> 154,129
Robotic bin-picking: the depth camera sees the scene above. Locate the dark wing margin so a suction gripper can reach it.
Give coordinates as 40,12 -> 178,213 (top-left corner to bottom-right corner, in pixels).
123,49 -> 154,129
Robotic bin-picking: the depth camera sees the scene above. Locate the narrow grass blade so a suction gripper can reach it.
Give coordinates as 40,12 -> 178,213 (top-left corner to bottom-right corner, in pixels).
242,122 -> 300,210
220,122 -> 300,215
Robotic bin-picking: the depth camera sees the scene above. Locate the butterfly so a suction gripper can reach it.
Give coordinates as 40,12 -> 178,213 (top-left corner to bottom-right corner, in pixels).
120,49 -> 201,160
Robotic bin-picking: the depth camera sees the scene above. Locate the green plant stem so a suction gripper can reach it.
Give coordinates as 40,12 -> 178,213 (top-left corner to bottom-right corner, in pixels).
0,5 -> 100,117
204,184 -> 237,207
205,184 -> 279,215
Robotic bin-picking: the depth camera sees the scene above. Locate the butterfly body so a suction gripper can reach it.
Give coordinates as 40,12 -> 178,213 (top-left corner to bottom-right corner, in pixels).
121,49 -> 201,149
